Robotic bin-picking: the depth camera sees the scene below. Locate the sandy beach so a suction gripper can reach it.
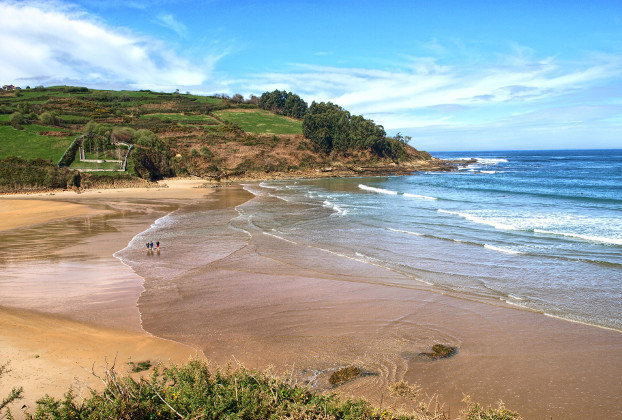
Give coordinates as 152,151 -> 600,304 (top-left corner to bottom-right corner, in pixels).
0,179 -> 210,413
1,181 -> 621,419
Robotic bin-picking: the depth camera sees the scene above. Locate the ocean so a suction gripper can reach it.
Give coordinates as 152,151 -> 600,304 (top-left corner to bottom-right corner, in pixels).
239,149 -> 622,330
115,149 -> 621,331
109,149 -> 622,416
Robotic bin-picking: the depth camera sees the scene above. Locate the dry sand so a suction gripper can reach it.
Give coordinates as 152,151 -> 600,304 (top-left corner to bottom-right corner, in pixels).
0,178 -> 211,414
0,307 -> 200,410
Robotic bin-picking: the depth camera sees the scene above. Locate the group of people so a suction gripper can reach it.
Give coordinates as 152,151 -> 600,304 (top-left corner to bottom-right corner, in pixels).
146,241 -> 160,252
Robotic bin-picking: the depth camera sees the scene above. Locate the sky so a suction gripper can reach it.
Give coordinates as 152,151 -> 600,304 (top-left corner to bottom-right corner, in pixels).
1,0 -> 621,151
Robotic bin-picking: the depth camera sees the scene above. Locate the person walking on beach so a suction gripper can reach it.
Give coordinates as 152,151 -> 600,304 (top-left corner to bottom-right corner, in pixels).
156,241 -> 160,250
150,241 -> 154,250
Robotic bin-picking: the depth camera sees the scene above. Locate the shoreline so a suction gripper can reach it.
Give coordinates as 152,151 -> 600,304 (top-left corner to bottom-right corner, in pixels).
1,179 -> 621,419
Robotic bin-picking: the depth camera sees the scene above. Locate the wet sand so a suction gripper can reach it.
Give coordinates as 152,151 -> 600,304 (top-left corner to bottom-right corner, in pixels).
0,179 -> 210,413
1,183 -> 621,419
134,187 -> 622,419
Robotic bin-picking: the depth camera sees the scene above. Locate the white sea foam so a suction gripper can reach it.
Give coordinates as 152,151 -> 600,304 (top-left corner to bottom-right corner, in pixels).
263,231 -> 297,244
475,158 -> 508,165
438,209 -> 517,230
403,192 -> 438,200
484,244 -> 523,255
534,229 -> 622,246
387,227 -> 423,236
453,157 -> 507,164
479,170 -> 496,174
323,200 -> 348,216
508,294 -> 524,301
503,299 -> 529,309
259,181 -> 281,190
358,184 -> 398,195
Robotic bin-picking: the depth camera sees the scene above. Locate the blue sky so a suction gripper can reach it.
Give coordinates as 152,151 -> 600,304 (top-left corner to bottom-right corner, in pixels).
1,0 -> 621,151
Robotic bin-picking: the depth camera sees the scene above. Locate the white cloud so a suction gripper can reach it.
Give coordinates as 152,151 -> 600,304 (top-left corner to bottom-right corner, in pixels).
155,12 -> 188,37
234,54 -> 621,130
0,1 -> 213,90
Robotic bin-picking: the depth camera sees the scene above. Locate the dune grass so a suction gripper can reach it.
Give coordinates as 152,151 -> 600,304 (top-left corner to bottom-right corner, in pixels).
214,109 -> 302,135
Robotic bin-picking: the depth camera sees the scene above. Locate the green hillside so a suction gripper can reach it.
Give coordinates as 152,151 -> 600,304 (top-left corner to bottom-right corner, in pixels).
0,124 -> 74,161
0,85 -> 441,192
214,108 -> 302,134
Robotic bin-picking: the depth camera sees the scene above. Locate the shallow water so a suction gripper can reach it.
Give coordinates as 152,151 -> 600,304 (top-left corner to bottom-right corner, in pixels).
245,150 -> 622,330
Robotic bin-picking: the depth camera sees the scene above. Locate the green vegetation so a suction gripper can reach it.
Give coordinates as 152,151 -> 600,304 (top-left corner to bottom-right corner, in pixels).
303,101 -> 406,160
141,113 -> 219,124
214,109 -> 302,135
0,362 -> 23,419
258,89 -> 308,119
6,360 -> 519,419
0,125 -> 73,162
0,156 -> 76,192
0,85 -> 439,190
70,160 -> 123,170
128,360 -> 152,373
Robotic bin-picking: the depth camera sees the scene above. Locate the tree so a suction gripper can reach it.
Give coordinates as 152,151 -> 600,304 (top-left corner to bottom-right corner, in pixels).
302,101 -> 388,156
258,90 -> 308,119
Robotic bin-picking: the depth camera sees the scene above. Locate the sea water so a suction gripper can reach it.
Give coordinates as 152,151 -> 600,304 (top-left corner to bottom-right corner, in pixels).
244,150 -> 622,330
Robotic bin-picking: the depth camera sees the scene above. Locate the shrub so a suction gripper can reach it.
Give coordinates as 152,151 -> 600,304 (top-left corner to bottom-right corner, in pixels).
39,111 -> 60,126
462,396 -> 521,420
9,111 -> 25,128
15,359 -> 520,419
24,361 -> 380,419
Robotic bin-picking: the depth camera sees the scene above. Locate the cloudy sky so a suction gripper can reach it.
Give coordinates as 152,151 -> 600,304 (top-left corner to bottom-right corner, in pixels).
1,0 -> 621,150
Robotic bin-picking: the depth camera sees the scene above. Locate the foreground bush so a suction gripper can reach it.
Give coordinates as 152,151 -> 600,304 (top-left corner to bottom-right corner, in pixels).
22,360 -> 519,419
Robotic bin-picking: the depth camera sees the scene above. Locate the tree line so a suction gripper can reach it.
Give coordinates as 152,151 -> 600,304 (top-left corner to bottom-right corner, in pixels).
257,90 -> 408,160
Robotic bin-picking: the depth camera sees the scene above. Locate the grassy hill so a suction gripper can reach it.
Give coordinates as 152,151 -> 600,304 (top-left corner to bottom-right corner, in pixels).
213,108 -> 302,135
0,86 -> 450,192
0,124 -> 74,161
